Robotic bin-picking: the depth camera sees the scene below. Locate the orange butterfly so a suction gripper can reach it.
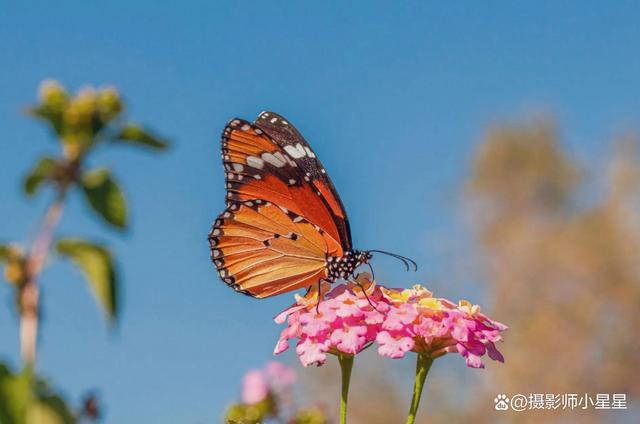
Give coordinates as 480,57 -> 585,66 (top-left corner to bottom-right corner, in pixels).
209,112 -> 415,298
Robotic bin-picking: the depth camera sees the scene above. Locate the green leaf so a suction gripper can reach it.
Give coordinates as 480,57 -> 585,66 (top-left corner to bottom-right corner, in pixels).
0,244 -> 11,264
115,123 -> 169,150
0,363 -> 76,424
80,168 -> 127,229
27,105 -> 65,137
56,238 -> 118,323
30,379 -> 75,424
23,156 -> 57,197
0,363 -> 31,424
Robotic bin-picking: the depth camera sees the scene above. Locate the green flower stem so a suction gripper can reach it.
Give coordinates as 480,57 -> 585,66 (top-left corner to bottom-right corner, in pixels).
338,354 -> 355,424
406,353 -> 434,424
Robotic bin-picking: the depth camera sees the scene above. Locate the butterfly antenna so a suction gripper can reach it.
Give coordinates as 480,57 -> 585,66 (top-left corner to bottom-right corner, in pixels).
368,249 -> 418,272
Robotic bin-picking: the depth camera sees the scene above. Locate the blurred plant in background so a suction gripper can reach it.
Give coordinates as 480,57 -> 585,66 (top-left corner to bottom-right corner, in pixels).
0,80 -> 168,423
456,119 -> 640,423
224,361 -> 328,424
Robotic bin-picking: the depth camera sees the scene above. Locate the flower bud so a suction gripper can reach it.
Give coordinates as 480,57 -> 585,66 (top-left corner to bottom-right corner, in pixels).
98,87 -> 123,122
3,247 -> 26,286
38,79 -> 68,110
64,87 -> 98,126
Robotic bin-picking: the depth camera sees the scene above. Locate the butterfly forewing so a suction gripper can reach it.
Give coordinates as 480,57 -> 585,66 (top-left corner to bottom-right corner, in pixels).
254,111 -> 352,250
220,118 -> 344,255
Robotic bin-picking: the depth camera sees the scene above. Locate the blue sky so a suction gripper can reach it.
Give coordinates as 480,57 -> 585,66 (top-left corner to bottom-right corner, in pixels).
0,1 -> 639,422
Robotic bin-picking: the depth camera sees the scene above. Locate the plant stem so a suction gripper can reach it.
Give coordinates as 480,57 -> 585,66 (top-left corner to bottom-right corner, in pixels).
406,353 -> 434,424
338,354 -> 354,424
20,189 -> 67,366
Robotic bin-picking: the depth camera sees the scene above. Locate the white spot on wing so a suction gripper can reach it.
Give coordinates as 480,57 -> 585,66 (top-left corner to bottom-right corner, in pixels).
232,163 -> 244,173
304,147 -> 316,158
284,145 -> 305,159
246,156 -> 264,169
261,152 -> 286,167
273,152 -> 287,164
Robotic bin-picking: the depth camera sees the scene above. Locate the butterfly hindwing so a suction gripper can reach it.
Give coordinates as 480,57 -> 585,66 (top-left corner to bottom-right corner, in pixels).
210,201 -> 329,298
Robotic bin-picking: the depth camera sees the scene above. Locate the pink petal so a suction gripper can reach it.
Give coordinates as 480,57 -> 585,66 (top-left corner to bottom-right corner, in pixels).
486,341 -> 504,362
331,325 -> 367,354
296,338 -> 329,367
273,338 -> 289,355
274,304 -> 304,324
241,370 -> 269,404
376,331 -> 414,359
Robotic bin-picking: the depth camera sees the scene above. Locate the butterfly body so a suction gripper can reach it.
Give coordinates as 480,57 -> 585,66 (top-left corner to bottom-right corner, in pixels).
209,112 -> 388,298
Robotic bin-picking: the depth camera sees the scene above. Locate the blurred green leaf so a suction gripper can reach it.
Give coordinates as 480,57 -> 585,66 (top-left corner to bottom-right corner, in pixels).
30,379 -> 75,424
56,238 -> 118,323
0,244 -> 11,264
80,168 -> 127,229
115,123 -> 169,150
0,244 -> 26,286
27,105 -> 65,137
0,363 -> 76,424
293,408 -> 329,424
0,364 -> 31,424
23,156 -> 57,197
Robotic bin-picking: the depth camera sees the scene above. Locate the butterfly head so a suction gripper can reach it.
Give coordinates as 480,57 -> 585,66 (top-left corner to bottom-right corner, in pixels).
358,250 -> 373,264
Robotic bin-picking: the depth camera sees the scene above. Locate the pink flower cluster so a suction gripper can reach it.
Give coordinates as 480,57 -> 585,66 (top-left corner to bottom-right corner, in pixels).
376,285 -> 507,368
241,361 -> 297,405
274,275 -> 507,368
274,277 -> 388,366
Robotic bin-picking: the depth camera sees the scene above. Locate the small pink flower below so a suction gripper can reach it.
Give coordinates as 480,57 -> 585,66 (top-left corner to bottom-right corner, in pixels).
241,369 -> 269,405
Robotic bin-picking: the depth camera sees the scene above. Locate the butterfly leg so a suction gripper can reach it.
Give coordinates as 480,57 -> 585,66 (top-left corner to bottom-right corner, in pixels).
315,279 -> 322,314
314,278 -> 332,314
350,278 -> 381,313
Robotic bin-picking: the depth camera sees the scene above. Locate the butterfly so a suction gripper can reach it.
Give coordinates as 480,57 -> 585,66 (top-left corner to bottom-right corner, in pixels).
209,111 -> 416,298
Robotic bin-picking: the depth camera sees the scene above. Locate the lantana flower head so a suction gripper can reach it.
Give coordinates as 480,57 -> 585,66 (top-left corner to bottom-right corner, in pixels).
274,274 -> 387,366
275,276 -> 506,369
377,285 -> 507,368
